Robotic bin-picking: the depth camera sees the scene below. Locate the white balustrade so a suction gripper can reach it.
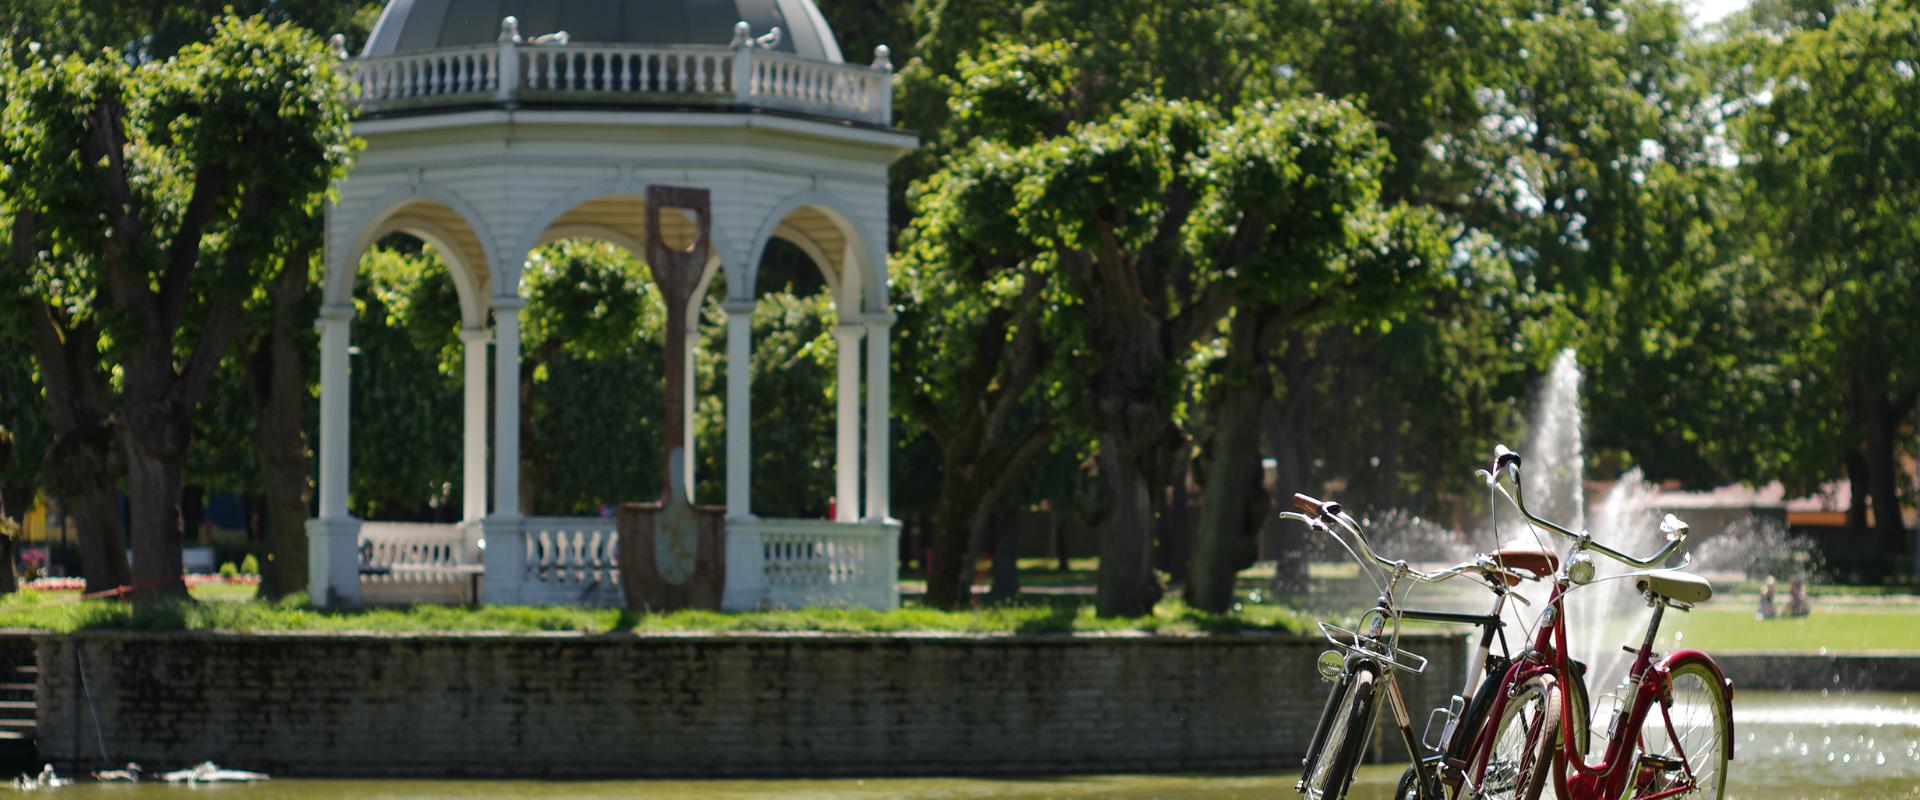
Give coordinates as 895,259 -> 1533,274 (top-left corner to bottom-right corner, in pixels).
349,42 -> 891,125
519,517 -> 623,606
359,522 -> 482,605
725,518 -> 899,610
352,46 -> 499,107
359,522 -> 476,581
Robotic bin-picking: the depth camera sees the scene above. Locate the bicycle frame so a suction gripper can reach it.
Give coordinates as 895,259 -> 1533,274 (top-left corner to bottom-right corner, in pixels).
1466,566 -> 1734,798
1286,498 -> 1530,800
1463,447 -> 1736,800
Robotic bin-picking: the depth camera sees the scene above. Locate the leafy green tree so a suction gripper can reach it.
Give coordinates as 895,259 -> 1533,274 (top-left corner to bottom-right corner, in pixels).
0,17 -> 355,601
520,240 -> 668,515
5,0 -> 381,60
1733,0 -> 1920,554
348,246 -> 464,518
895,138 -> 1070,607
0,331 -> 51,527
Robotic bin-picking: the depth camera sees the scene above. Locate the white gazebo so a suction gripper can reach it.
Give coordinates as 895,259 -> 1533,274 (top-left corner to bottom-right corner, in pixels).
306,0 -> 915,610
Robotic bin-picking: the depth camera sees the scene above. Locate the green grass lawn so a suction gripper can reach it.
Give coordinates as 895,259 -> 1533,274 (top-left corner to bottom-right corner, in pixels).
0,587 -> 1312,636
1658,603 -> 1920,653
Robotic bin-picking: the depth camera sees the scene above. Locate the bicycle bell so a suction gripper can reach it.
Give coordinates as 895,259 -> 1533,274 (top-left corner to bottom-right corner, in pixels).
1567,551 -> 1596,585
1316,650 -> 1343,682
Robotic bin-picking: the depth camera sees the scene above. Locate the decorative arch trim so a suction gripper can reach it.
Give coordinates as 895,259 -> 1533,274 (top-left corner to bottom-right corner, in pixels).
744,190 -> 886,312
329,183 -> 498,325
509,178 -> 740,300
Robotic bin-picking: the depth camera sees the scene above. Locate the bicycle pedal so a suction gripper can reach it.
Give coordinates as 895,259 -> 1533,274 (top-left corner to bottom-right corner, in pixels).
1638,753 -> 1683,772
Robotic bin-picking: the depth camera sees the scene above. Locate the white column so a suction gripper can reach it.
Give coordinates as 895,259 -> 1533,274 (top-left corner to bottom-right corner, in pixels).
724,300 -> 754,520
833,323 -> 865,522
863,311 -> 894,522
310,303 -> 361,607
316,305 -> 353,519
491,298 -> 524,518
482,298 -> 525,607
460,327 -> 490,523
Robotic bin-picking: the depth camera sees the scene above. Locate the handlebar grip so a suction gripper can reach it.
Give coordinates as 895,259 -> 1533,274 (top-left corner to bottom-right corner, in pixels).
1493,444 -> 1521,473
1293,493 -> 1342,517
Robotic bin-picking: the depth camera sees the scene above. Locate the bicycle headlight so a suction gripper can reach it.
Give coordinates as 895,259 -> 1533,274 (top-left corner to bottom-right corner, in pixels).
1316,650 -> 1343,682
1568,552 -> 1596,585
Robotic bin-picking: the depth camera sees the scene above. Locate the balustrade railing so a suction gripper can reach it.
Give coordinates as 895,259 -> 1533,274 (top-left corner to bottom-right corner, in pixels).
726,518 -> 899,610
359,522 -> 477,583
522,517 -> 621,599
349,36 -> 893,125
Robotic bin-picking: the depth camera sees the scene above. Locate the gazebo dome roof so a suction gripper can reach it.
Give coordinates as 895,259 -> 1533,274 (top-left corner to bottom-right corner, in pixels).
361,0 -> 846,63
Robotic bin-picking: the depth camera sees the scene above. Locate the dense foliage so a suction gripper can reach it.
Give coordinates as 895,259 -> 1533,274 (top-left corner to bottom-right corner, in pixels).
1,0 -> 1916,612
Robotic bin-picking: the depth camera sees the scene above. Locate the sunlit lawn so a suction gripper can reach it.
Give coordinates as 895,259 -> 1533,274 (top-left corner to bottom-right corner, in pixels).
1659,603 -> 1920,653
0,585 -> 1310,636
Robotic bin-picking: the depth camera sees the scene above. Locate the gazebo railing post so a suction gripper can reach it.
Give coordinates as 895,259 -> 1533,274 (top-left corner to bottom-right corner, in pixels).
496,16 -> 522,104
869,45 -> 892,126
730,21 -> 755,106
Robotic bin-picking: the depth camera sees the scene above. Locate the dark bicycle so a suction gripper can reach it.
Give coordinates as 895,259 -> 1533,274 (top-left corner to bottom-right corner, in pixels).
1284,493 -> 1569,800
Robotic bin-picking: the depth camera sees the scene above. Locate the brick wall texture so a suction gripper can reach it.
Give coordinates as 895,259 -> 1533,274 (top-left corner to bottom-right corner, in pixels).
30,631 -> 1467,777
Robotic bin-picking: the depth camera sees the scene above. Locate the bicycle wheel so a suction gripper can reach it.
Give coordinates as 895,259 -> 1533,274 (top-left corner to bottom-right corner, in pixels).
1478,675 -> 1559,800
1633,659 -> 1730,799
1303,668 -> 1376,799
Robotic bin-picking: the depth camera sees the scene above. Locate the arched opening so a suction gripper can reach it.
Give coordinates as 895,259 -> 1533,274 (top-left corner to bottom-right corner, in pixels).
348,234 -> 468,522
735,236 -> 837,519
516,238 -> 671,515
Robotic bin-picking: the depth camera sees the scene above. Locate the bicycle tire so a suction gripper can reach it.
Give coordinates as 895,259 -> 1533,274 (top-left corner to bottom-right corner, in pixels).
1633,658 -> 1731,799
1303,667 -> 1376,799
1478,675 -> 1559,800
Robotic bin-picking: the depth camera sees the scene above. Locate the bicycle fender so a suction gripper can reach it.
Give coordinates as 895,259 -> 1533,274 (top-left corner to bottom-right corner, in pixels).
1656,649 -> 1735,760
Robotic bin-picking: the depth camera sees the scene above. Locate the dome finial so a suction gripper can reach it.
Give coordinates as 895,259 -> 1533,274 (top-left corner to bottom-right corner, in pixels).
328,33 -> 348,60
730,21 -> 752,48
872,45 -> 892,72
498,16 -> 522,44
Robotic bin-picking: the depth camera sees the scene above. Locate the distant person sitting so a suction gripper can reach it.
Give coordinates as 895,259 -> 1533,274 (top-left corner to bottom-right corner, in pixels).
1757,575 -> 1777,619
1788,574 -> 1811,617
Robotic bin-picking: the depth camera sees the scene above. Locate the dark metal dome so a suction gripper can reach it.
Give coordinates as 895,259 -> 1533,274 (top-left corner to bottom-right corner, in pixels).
362,0 -> 846,63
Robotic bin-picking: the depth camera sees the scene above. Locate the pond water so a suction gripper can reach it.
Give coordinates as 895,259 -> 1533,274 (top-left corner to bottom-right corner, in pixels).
27,692 -> 1918,800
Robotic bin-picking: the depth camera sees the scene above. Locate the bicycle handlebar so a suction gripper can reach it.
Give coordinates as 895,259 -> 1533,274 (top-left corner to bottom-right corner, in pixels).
1279,505 -> 1528,586
1481,443 -> 1689,569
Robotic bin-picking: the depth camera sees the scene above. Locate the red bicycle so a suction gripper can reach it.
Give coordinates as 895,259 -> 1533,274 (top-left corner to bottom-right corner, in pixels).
1469,445 -> 1734,799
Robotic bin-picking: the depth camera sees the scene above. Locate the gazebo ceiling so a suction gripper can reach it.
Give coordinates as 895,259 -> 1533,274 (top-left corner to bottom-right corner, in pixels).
361,0 -> 846,63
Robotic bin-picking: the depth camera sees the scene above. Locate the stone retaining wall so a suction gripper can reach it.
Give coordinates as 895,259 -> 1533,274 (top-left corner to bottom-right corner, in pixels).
27,631 -> 1466,777
1715,652 -> 1920,692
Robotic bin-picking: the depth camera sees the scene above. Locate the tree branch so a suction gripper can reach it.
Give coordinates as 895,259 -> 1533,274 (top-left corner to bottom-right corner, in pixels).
159,160 -> 232,339
81,96 -> 160,335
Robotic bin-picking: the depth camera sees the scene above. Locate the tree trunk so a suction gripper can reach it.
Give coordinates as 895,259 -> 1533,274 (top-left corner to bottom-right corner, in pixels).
1095,441 -> 1160,617
42,424 -> 130,594
0,433 -> 14,596
1862,388 -> 1908,555
1188,313 -> 1269,613
248,261 -> 313,601
1264,336 -> 1319,600
1846,450 -> 1869,536
924,456 -> 984,609
120,369 -> 192,604
989,505 -> 1020,602
22,302 -> 130,594
1158,472 -> 1190,584
122,442 -> 189,603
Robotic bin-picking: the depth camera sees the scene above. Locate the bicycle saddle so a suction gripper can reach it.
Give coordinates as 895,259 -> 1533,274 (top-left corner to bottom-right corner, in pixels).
1489,540 -> 1560,578
1635,570 -> 1713,605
